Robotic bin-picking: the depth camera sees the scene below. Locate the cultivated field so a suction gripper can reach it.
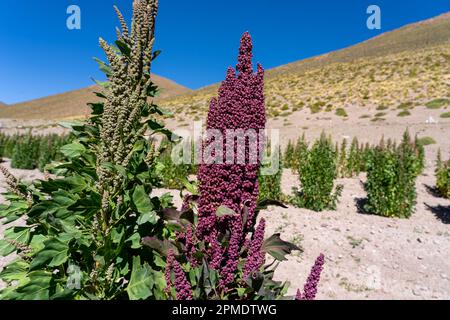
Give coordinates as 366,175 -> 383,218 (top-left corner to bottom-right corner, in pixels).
0,4 -> 449,300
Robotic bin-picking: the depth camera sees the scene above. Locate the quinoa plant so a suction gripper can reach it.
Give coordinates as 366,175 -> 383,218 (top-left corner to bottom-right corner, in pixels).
283,140 -> 295,169
161,33 -> 323,300
346,137 -> 361,177
435,149 -> 450,199
292,132 -> 343,211
0,132 -> 70,171
0,0 -> 179,300
10,132 -> 39,170
0,3 -> 325,301
364,130 -> 421,218
337,138 -> 347,178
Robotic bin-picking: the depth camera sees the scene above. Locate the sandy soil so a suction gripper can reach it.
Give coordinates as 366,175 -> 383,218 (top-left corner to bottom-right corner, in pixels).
1,109 -> 450,299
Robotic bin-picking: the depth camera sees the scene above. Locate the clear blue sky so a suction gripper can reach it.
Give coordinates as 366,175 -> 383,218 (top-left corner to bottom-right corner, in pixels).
0,0 -> 449,104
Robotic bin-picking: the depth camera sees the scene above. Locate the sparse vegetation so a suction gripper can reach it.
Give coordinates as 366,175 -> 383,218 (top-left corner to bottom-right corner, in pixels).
426,98 -> 450,109
335,108 -> 348,117
416,136 -> 436,146
397,110 -> 411,117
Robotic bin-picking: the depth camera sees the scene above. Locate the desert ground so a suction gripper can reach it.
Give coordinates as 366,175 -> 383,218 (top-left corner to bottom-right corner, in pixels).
1,103 -> 449,299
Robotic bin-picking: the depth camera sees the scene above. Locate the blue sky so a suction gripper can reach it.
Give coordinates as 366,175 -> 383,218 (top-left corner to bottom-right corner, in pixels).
0,0 -> 449,104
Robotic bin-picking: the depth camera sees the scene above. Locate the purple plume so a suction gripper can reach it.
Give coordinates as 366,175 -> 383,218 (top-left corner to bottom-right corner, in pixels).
296,254 -> 325,300
243,218 -> 266,278
196,32 -> 266,286
165,249 -> 193,300
196,32 -> 266,287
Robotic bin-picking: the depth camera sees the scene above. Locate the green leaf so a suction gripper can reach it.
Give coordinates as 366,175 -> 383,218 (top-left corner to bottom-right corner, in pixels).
16,271 -> 54,300
0,240 -> 15,256
111,227 -> 124,244
93,57 -> 113,76
182,179 -> 198,195
87,102 -> 104,115
137,211 -> 157,225
215,205 -> 238,218
151,50 -> 161,61
60,141 -> 86,159
30,237 -> 70,270
0,227 -> 31,256
115,40 -> 131,57
0,259 -> 29,283
92,78 -> 111,89
151,104 -> 173,116
126,256 -> 154,300
262,233 -> 301,261
236,287 -> 247,298
126,232 -> 141,249
146,118 -> 164,131
133,186 -> 157,224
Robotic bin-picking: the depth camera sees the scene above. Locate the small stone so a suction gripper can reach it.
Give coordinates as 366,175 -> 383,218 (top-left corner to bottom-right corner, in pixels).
417,255 -> 423,260
417,238 -> 422,243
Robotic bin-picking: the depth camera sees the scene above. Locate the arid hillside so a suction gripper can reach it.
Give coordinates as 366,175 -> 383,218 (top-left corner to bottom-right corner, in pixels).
0,74 -> 191,120
161,12 -> 450,123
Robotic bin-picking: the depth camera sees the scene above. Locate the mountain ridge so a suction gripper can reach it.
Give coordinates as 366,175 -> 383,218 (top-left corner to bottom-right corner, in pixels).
1,11 -> 449,120
0,74 -> 191,120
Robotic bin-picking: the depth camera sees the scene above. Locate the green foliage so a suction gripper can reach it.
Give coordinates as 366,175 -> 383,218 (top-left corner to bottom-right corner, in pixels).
337,139 -> 347,178
435,150 -> 450,199
335,108 -> 348,117
397,110 -> 411,117
364,130 -> 422,218
397,102 -> 413,110
291,133 -> 343,211
259,145 -> 283,202
0,1 -> 176,300
0,2 -> 302,301
346,137 -> 362,177
309,101 -> 325,114
157,138 -> 197,189
10,133 -> 40,170
416,136 -> 436,146
440,112 -> 450,118
283,134 -> 307,172
0,132 -> 69,171
425,98 -> 450,109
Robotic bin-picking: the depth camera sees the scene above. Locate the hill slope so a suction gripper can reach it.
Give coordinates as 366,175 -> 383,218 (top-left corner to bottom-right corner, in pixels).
0,75 -> 191,120
161,12 -> 450,122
